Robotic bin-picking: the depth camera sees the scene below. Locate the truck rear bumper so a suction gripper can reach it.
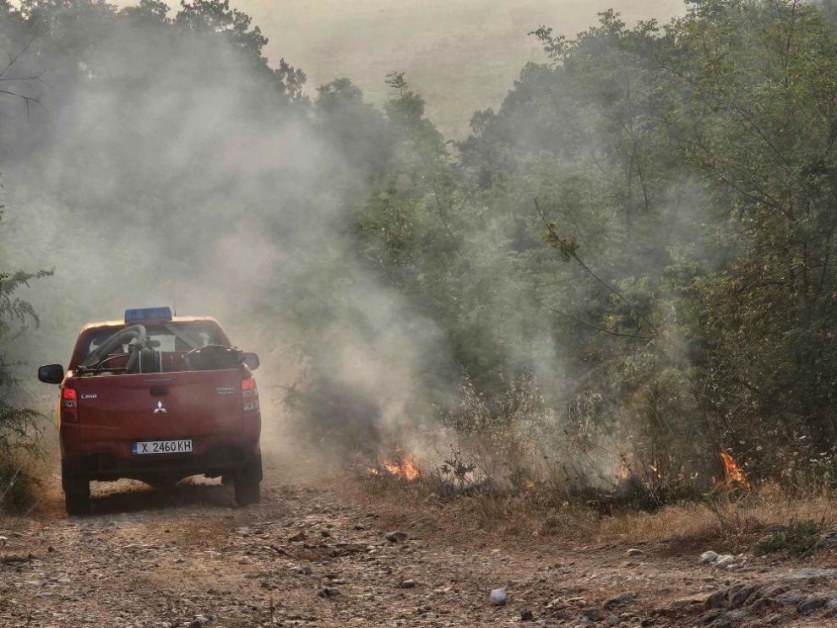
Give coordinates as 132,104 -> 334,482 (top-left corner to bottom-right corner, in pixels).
64,445 -> 260,484
60,420 -> 261,484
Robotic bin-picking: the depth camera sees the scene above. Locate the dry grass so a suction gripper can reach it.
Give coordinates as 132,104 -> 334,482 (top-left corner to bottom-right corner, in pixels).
353,475 -> 837,553
596,483 -> 837,555
0,451 -> 47,516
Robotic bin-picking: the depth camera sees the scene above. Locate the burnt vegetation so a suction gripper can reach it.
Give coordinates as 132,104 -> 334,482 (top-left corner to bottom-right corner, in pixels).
2,0 -> 837,516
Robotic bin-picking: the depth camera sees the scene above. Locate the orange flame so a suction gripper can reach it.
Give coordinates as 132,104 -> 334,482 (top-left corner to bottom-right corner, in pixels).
370,454 -> 421,481
719,452 -> 748,486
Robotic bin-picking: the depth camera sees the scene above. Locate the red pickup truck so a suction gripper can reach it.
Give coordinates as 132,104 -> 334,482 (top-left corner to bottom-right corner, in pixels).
38,307 -> 262,515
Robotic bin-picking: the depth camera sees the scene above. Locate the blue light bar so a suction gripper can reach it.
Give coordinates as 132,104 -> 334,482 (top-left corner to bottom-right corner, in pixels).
124,306 -> 173,323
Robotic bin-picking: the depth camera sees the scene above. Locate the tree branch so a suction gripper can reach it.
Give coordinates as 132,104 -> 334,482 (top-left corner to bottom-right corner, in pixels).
0,32 -> 37,80
534,198 -> 658,335
549,306 -> 654,340
0,89 -> 41,118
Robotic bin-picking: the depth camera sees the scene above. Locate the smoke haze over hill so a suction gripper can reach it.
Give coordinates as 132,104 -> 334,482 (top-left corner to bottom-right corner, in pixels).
107,0 -> 685,137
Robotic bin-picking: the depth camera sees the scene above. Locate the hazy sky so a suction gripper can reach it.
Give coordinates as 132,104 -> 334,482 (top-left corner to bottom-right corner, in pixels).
127,1 -> 687,135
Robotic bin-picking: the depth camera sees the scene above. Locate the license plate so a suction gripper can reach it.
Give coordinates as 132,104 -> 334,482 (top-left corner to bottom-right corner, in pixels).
132,439 -> 193,455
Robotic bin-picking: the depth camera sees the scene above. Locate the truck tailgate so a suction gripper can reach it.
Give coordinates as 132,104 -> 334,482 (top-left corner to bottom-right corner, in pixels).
75,370 -> 242,443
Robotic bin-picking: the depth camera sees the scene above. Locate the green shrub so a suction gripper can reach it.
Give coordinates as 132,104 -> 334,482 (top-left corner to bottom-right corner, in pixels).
755,518 -> 823,556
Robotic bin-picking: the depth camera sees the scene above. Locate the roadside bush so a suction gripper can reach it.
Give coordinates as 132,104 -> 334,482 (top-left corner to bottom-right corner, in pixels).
755,518 -> 823,557
0,268 -> 51,513
436,372 -> 710,511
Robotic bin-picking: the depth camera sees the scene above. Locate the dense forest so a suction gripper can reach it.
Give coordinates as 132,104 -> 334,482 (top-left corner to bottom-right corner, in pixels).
2,0 -> 837,506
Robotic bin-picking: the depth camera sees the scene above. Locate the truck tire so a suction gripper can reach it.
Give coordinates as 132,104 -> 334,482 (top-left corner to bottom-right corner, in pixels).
64,477 -> 91,516
234,464 -> 261,507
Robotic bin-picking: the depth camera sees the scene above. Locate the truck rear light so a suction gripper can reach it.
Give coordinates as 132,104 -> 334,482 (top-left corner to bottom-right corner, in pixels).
241,377 -> 258,412
61,387 -> 78,422
61,387 -> 77,407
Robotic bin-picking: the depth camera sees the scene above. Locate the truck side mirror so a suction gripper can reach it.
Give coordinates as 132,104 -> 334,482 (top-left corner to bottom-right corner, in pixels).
242,353 -> 259,371
38,364 -> 65,384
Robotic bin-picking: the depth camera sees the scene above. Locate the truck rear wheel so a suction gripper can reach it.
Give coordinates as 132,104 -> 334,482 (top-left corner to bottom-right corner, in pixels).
64,477 -> 91,516
234,464 -> 261,507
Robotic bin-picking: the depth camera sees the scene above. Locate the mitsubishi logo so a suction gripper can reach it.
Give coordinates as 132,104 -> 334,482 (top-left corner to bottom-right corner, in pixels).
153,400 -> 167,414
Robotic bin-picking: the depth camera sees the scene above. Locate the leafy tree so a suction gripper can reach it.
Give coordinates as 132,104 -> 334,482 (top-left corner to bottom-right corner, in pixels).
121,0 -> 171,24
175,0 -> 306,101
315,77 -> 390,178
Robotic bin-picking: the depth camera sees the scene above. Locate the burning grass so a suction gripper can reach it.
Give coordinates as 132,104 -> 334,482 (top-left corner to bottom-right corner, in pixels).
354,435 -> 837,555
719,452 -> 749,487
368,452 -> 421,481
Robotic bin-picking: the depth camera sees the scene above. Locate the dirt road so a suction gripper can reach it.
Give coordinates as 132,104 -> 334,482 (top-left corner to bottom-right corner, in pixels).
2,457 -> 837,627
